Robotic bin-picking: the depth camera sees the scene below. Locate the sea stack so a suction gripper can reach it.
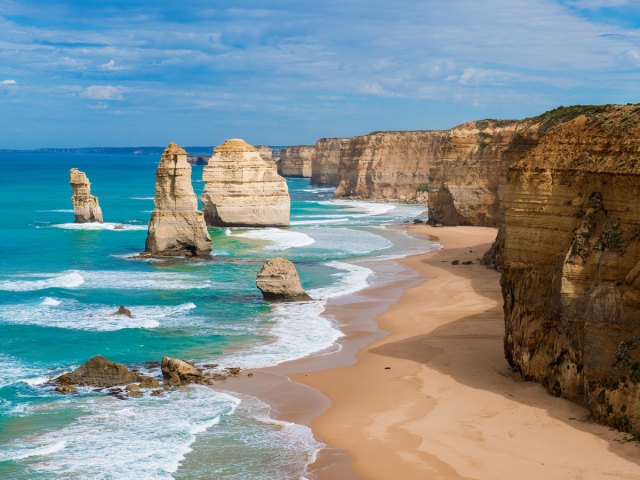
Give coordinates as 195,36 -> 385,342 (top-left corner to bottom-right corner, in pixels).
69,168 -> 103,223
256,257 -> 311,301
144,143 -> 211,257
201,139 -> 290,227
278,145 -> 314,177
311,138 -> 349,186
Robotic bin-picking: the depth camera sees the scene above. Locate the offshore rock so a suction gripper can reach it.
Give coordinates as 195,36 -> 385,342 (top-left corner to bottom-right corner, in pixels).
311,138 -> 349,186
56,356 -> 142,387
202,139 -> 290,227
500,104 -> 640,435
161,356 -> 203,386
144,143 -> 211,257
278,146 -> 314,177
111,305 -> 133,318
256,257 -> 311,301
69,168 -> 103,223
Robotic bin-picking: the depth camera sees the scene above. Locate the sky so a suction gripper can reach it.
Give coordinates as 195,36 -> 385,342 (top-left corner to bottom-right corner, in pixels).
0,0 -> 639,148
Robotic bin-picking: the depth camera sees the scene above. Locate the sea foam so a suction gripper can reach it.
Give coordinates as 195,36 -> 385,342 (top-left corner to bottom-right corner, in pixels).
232,228 -> 315,250
50,222 -> 147,231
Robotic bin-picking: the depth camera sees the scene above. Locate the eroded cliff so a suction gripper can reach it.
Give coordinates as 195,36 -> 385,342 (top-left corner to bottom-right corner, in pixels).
311,138 -> 349,186
201,139 -> 290,227
500,104 -> 640,435
278,145 -> 314,177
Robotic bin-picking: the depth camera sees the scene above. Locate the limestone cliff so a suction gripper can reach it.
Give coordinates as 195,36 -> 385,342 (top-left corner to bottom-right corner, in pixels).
255,145 -> 274,164
500,104 -> 640,435
311,138 -> 349,186
69,168 -> 103,223
201,139 -> 290,227
145,143 -> 211,257
278,145 -> 314,177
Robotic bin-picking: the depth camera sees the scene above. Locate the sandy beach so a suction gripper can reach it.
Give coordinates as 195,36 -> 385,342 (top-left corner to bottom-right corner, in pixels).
290,225 -> 640,480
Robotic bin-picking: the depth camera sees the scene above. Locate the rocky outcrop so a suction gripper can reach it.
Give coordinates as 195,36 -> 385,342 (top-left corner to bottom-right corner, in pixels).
161,356 -> 203,386
311,138 -> 349,186
201,139 -> 290,227
500,104 -> 640,435
56,355 -> 144,387
69,168 -> 103,223
111,305 -> 133,318
255,145 -> 274,163
256,257 -> 311,301
144,143 -> 211,257
278,146 -> 314,177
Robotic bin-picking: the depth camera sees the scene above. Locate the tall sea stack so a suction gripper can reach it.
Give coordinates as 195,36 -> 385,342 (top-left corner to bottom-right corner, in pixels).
201,138 -> 290,227
69,168 -> 103,223
144,143 -> 211,257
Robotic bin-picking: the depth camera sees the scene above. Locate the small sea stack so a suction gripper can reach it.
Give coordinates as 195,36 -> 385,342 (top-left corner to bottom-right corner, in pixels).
256,257 -> 311,301
144,143 -> 211,257
69,168 -> 103,223
201,138 -> 290,227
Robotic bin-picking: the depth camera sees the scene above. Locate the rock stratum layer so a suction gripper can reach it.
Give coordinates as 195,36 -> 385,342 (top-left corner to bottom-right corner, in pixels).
69,168 -> 103,223
500,104 -> 640,435
311,138 -> 349,186
278,145 -> 314,177
145,143 -> 211,257
201,139 -> 290,227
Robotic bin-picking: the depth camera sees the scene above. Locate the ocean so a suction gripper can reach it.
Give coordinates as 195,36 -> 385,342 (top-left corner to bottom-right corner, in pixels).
0,151 -> 434,479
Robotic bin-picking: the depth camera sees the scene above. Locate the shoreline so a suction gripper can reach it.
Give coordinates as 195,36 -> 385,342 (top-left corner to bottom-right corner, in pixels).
221,224 -> 640,479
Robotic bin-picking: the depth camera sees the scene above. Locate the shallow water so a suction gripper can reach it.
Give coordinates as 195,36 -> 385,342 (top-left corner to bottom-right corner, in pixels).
0,152 -> 434,479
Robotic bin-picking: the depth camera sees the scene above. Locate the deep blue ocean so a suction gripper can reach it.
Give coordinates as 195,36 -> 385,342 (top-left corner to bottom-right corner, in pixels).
0,151 -> 430,479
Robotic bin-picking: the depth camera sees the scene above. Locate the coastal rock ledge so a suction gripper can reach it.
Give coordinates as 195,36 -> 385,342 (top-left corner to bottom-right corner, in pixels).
69,168 -> 103,223
145,143 -> 211,257
56,355 -> 147,387
201,139 -> 290,227
256,257 -> 311,301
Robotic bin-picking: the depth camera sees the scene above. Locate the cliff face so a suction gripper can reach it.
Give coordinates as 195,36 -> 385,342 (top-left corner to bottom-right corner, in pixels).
145,143 -> 211,257
311,138 -> 349,186
69,168 -> 103,223
201,139 -> 290,227
278,146 -> 314,177
500,105 -> 640,434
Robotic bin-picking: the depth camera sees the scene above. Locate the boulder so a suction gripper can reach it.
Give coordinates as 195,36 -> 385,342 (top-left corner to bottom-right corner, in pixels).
56,356 -> 142,387
144,143 -> 211,257
201,139 -> 290,227
161,356 -> 203,386
256,257 -> 311,301
55,384 -> 77,394
138,376 -> 160,389
69,168 -> 103,223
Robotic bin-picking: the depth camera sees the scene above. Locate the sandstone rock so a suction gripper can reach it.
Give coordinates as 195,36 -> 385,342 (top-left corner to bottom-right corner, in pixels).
56,356 -> 142,387
111,305 -> 133,318
256,257 -> 311,301
69,168 -> 103,223
278,146 -> 314,177
500,104 -> 640,436
255,145 -> 274,163
55,384 -> 77,394
311,138 -> 349,186
126,383 -> 140,392
201,139 -> 290,227
126,390 -> 142,398
139,376 -> 160,389
144,143 -> 211,257
151,389 -> 163,396
225,367 -> 241,375
161,356 -> 203,386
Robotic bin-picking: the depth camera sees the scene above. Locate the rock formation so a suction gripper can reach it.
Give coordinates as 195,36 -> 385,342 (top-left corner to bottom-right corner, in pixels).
69,168 -> 103,223
161,356 -> 203,386
56,355 -> 146,387
111,305 -> 133,318
256,257 -> 311,301
311,138 -> 349,186
500,104 -> 640,435
144,143 -> 211,257
278,145 -> 314,177
201,139 -> 290,227
255,145 -> 274,163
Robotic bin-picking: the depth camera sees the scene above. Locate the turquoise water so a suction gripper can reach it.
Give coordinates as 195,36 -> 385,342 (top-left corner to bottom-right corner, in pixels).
0,152 -> 430,479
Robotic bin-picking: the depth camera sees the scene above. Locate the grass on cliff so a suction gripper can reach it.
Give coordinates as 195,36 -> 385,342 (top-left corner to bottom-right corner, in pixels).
524,104 -> 640,135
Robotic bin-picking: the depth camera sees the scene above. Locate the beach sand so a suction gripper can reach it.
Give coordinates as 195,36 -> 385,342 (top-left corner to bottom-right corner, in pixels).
224,225 -> 640,479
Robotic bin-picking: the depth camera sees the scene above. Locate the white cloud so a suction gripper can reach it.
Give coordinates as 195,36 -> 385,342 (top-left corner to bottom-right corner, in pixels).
82,85 -> 125,100
99,59 -> 124,71
359,82 -> 397,97
0,79 -> 17,85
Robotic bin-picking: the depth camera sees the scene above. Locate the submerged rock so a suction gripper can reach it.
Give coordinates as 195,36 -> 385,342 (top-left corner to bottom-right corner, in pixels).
201,139 -> 290,227
111,305 -> 133,318
69,168 -> 103,223
161,356 -> 203,386
144,143 -> 211,257
256,257 -> 311,301
56,355 -> 142,387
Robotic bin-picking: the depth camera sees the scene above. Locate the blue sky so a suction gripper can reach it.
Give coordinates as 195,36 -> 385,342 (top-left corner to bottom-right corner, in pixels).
0,0 -> 639,148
